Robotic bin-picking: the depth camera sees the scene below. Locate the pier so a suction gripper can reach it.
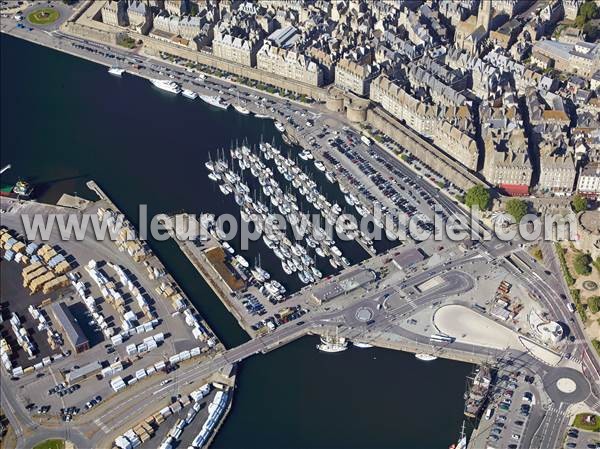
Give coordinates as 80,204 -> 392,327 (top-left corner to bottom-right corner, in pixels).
161,213 -> 255,335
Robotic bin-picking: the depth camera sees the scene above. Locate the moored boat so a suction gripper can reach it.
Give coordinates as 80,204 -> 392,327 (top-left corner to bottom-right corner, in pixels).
317,335 -> 348,353
108,67 -> 125,76
149,78 -> 181,94
182,89 -> 198,99
415,353 -> 438,361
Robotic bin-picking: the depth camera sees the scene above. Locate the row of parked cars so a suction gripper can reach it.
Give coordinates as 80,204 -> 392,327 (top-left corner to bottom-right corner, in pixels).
487,372 -> 534,447
48,382 -> 80,397
327,134 -> 437,235
239,292 -> 267,316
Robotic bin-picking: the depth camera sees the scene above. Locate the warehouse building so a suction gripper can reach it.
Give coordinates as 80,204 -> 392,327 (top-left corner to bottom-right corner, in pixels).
51,302 -> 89,354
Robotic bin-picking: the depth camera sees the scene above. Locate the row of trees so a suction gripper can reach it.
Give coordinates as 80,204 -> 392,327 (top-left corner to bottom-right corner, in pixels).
463,185 -> 530,222
462,186 -> 589,221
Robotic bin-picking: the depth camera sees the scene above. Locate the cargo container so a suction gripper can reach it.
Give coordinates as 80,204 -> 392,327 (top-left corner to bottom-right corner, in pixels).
42,249 -> 58,263
23,266 -> 47,283
29,272 -> 55,293
53,260 -> 71,275
12,241 -> 26,254
42,275 -> 69,294
25,243 -> 39,255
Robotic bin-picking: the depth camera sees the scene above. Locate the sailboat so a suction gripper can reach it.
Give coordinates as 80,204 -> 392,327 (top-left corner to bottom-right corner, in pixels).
233,92 -> 251,115
449,422 -> 467,449
317,328 -> 348,353
254,101 -> 271,119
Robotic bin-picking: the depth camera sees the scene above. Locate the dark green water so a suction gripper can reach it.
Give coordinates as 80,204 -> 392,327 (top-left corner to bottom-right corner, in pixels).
1,34 -> 472,448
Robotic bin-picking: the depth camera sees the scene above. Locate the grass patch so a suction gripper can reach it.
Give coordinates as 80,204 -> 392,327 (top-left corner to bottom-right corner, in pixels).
571,289 -> 587,322
32,440 -> 65,449
28,8 -> 60,25
531,245 -> 543,262
116,35 -> 136,49
593,340 -> 600,358
555,243 -> 575,286
572,413 -> 600,432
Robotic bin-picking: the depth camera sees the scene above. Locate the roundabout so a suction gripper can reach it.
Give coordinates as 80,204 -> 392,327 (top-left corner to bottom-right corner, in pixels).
543,367 -> 591,404
27,7 -> 60,26
355,306 -> 374,322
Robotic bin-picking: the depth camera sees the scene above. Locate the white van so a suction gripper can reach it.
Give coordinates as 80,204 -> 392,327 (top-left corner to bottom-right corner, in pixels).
567,303 -> 576,313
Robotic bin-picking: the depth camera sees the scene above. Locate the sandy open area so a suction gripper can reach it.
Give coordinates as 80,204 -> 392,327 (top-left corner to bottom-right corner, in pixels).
434,305 -> 562,365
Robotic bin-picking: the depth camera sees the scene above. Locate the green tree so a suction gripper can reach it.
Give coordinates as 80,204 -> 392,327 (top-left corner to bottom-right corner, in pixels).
576,1 -> 599,27
571,194 -> 588,213
588,296 -> 600,314
505,199 -> 528,222
574,252 -> 592,275
583,22 -> 598,40
464,185 -> 491,211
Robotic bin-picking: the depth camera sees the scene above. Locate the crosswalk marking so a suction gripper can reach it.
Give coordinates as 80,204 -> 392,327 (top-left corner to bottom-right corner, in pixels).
94,418 -> 110,434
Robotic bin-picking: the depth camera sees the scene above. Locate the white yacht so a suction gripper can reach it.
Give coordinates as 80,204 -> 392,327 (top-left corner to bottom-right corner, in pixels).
314,160 -> 326,172
108,67 -> 125,76
274,121 -> 285,133
415,353 -> 438,361
235,255 -> 249,268
149,78 -> 181,94
219,184 -> 233,195
182,89 -> 198,99
353,342 -> 373,349
199,94 -> 229,110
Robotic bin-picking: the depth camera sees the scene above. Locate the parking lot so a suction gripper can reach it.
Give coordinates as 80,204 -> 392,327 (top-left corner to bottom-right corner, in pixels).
474,369 -> 541,449
562,426 -> 600,449
1,197 -> 222,423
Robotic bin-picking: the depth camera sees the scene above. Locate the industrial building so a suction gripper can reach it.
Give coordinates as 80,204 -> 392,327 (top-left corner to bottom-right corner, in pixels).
51,302 -> 89,354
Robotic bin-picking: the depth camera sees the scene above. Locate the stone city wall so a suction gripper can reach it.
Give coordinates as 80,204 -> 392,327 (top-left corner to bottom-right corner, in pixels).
367,107 -> 483,192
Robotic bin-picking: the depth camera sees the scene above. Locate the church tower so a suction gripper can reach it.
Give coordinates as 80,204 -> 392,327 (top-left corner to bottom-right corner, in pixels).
477,0 -> 492,32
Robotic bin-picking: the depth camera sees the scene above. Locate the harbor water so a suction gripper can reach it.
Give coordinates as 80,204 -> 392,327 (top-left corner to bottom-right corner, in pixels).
1,34 -> 472,448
